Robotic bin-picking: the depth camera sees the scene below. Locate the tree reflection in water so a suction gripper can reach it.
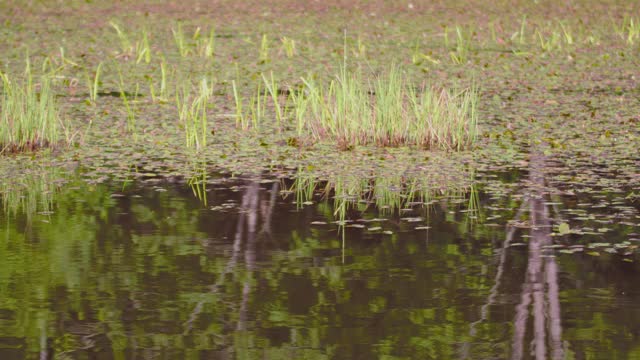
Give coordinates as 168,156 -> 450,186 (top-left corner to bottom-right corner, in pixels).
469,148 -> 565,360
184,177 -> 279,336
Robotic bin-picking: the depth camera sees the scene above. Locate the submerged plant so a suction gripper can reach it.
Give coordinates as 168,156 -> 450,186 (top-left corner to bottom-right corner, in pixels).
0,66 -> 63,153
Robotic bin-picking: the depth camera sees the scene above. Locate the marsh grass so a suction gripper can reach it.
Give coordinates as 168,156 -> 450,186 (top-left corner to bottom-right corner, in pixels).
0,66 -> 62,153
534,22 -> 577,52
259,34 -> 270,64
291,66 -> 478,150
172,24 -> 216,58
232,76 -> 276,131
537,29 -> 562,52
86,62 -> 103,103
351,35 -> 367,58
109,22 -> 150,62
194,27 -> 216,58
148,58 -> 170,103
512,15 -> 527,45
172,23 -> 189,57
117,68 -> 137,134
558,22 -> 574,45
110,21 -> 132,56
261,72 -> 284,130
176,78 -> 213,150
616,16 -> 640,45
411,41 -> 440,67
449,26 -> 474,64
280,37 -> 296,58
136,29 -> 152,64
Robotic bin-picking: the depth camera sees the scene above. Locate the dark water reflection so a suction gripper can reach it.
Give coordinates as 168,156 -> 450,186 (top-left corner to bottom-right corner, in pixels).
0,174 -> 639,359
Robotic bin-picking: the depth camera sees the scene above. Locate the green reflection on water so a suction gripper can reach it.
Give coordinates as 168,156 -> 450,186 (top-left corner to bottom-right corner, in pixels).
0,171 -> 639,359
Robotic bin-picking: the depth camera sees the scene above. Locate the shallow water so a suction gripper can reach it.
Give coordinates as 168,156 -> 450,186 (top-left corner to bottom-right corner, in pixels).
0,173 -> 639,360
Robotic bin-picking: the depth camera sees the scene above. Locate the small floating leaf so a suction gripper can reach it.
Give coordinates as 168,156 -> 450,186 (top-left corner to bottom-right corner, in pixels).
401,217 -> 423,222
558,223 -> 570,235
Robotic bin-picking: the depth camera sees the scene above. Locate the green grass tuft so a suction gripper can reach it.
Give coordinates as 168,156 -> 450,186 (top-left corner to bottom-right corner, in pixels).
0,67 -> 63,153
292,66 -> 478,150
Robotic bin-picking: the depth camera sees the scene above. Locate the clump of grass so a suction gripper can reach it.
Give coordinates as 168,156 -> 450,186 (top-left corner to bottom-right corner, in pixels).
280,37 -> 296,58
117,68 -> 137,134
448,26 -> 474,64
261,72 -> 284,130
536,29 -> 562,52
148,58 -> 170,103
109,22 -> 151,62
535,22 -> 576,53
411,41 -> 440,67
85,62 -> 103,104
292,66 -> 478,150
110,21 -> 133,56
0,67 -> 63,153
616,16 -> 640,45
511,15 -> 528,45
258,34 -> 270,64
172,24 -> 217,59
232,73 -> 279,131
351,35 -> 367,58
194,27 -> 216,58
176,78 -> 213,150
172,23 -> 189,57
558,22 -> 574,45
136,29 -> 152,64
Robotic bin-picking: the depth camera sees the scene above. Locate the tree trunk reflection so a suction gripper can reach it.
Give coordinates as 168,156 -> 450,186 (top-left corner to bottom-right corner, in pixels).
511,149 -> 564,360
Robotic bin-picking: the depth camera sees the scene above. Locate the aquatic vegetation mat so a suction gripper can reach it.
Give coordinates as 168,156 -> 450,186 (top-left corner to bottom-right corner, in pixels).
0,2 -> 640,357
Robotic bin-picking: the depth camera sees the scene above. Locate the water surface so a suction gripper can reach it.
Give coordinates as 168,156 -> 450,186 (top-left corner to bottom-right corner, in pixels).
1,173 -> 639,359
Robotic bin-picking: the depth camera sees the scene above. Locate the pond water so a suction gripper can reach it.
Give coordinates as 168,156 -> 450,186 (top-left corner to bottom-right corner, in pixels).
0,169 -> 639,359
